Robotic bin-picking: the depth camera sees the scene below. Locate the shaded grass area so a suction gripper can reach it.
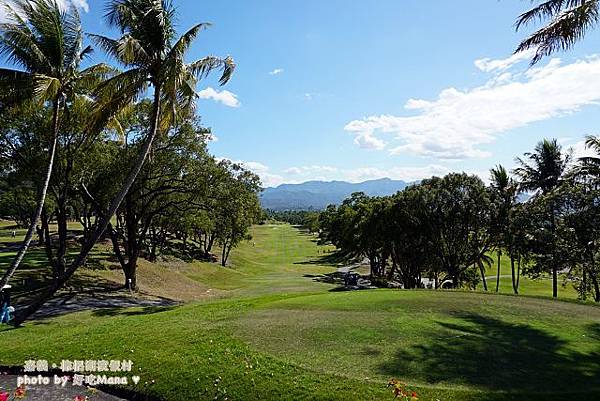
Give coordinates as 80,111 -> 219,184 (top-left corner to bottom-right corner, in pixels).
0,297 -> 393,401
233,291 -> 600,398
1,291 -> 599,401
1,221 -> 600,400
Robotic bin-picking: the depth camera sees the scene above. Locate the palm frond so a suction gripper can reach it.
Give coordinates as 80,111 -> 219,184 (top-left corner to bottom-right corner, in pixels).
516,0 -> 587,28
31,73 -> 61,102
516,0 -> 600,64
167,23 -> 211,62
189,55 -> 235,85
87,33 -> 125,63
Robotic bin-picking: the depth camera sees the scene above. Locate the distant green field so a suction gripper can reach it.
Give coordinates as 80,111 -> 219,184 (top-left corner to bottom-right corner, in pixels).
1,223 -> 599,401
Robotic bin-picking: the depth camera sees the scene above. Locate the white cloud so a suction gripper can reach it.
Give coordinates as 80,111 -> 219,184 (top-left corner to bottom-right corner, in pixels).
345,54 -> 600,160
474,49 -> 536,73
563,138 -> 598,160
277,163 -> 490,184
205,133 -> 218,142
218,158 -> 284,187
353,132 -> 386,150
269,68 -> 284,75
62,0 -> 89,12
198,87 -> 241,108
304,93 -> 313,100
342,165 -> 453,182
283,165 -> 338,175
221,159 -> 493,188
1,0 -> 89,22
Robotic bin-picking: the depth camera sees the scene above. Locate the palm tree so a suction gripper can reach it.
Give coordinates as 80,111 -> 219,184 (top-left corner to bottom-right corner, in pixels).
14,0 -> 235,324
514,139 -> 571,298
515,0 -> 600,64
0,0 -> 108,290
577,135 -> 600,183
473,247 -> 494,292
490,165 -> 517,293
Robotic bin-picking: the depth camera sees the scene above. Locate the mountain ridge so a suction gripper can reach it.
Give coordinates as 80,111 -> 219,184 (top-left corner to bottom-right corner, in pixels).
260,178 -> 410,211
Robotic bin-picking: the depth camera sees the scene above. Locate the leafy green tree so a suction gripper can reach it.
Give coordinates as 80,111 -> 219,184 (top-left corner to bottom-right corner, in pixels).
420,174 -> 492,288
557,184 -> 600,301
514,139 -> 571,298
386,186 -> 434,289
108,113 -> 214,288
0,0 -> 108,289
212,161 -> 262,267
15,0 -> 235,324
515,0 -> 600,64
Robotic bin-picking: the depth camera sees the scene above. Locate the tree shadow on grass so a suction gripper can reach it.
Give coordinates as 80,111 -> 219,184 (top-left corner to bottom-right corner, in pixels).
379,312 -> 600,396
92,305 -> 178,318
295,251 -> 349,267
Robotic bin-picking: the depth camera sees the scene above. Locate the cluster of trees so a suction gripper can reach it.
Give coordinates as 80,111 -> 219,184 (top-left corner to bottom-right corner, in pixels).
264,210 -> 320,231
318,139 -> 600,302
1,102 -> 261,287
0,0 -> 261,324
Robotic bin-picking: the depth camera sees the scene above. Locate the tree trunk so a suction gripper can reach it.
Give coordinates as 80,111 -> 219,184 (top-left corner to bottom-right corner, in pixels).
124,259 -> 137,290
36,224 -> 45,246
496,249 -> 501,292
511,256 -> 518,294
479,263 -> 488,291
13,85 -> 163,325
550,206 -> 558,299
552,266 -> 558,299
55,204 -> 68,278
221,241 -> 228,267
589,250 -> 600,303
0,97 -> 61,290
516,255 -> 521,291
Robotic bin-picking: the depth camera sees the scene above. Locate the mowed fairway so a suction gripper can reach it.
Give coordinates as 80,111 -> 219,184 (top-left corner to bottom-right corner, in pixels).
1,224 -> 599,400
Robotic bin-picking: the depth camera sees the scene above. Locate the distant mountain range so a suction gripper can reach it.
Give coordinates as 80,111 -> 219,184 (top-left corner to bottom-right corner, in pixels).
260,178 -> 410,211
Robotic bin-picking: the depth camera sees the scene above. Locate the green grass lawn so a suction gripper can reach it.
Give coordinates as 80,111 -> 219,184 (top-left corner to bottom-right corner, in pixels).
1,222 -> 599,400
481,252 -> 579,299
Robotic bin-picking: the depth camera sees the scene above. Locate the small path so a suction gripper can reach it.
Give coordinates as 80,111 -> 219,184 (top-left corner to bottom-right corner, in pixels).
485,275 -> 513,280
0,375 -> 126,401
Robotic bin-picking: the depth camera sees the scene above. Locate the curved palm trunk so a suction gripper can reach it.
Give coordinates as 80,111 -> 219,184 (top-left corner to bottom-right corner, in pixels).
479,263 -> 488,291
13,86 -> 162,325
0,98 -> 61,290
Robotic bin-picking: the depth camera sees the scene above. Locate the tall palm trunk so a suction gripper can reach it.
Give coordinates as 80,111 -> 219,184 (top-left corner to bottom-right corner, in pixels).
549,202 -> 558,299
516,254 -> 522,291
589,250 -> 600,303
13,85 -> 162,325
511,255 -> 519,294
0,98 -> 61,290
496,249 -> 501,292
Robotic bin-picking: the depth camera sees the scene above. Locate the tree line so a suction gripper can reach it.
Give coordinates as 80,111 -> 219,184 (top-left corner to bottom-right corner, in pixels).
0,0 -> 261,324
317,139 -> 600,302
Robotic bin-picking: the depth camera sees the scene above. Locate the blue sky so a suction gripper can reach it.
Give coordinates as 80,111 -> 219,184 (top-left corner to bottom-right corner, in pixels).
6,0 -> 600,187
